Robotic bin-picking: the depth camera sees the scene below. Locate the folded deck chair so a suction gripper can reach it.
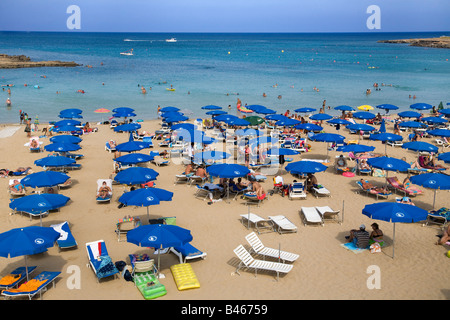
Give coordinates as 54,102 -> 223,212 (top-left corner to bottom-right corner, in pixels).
115,217 -> 139,241
96,179 -> 113,202
312,184 -> 331,198
300,207 -> 324,226
240,212 -> 274,234
8,179 -> 26,197
288,182 -> 306,200
152,156 -> 170,166
170,243 -> 207,264
268,215 -> 298,234
386,140 -> 403,147
387,177 -> 423,197
50,221 -> 77,250
86,240 -> 119,282
233,244 -> 293,281
0,266 -> 37,290
1,271 -> 60,300
315,206 -> 342,224
356,180 -> 391,200
245,232 -> 299,263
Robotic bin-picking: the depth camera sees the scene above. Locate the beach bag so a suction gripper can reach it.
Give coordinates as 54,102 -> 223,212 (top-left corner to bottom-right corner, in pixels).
370,243 -> 381,254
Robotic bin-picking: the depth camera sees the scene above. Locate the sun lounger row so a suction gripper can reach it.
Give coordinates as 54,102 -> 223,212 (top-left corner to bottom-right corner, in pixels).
240,213 -> 297,234
300,206 -> 342,226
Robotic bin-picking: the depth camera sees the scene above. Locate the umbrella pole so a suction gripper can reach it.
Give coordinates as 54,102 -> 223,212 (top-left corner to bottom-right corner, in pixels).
392,223 -> 396,259
25,256 -> 29,281
147,207 -> 149,224
342,200 -> 345,224
433,189 -> 437,210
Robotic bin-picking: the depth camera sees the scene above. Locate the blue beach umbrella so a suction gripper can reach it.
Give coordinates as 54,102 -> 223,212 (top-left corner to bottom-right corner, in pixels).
35,156 -> 76,168
114,153 -> 155,165
352,111 -> 376,120
114,123 -> 141,132
127,223 -> 192,276
398,111 -> 421,118
376,104 -> 399,112
398,121 -> 427,129
115,133 -> 152,152
439,108 -> 450,116
54,120 -> 81,127
60,108 -> 82,115
53,125 -> 81,133
207,110 -> 227,116
334,105 -> 354,112
58,112 -> 83,119
347,123 -> 376,132
367,156 -> 410,173
402,141 -> 439,154
421,117 -> 448,125
171,123 -> 197,131
201,105 -> 222,110
410,103 -> 432,110
310,114 -> 333,121
379,119 -> 386,133
327,118 -> 352,126
426,129 -> 450,138
275,118 -> 301,127
113,111 -> 137,118
249,136 -> 278,146
295,107 -> 316,113
337,144 -> 375,153
164,115 -> 189,123
44,142 -> 81,153
362,202 -> 429,258
410,173 -> 450,209
114,167 -> 159,185
213,114 -> 239,123
49,135 -> 82,144
310,133 -> 345,143
285,160 -> 327,175
113,107 -> 135,113
207,163 -> 250,179
245,105 -> 267,113
0,226 -> 60,279
265,114 -> 288,121
437,152 -> 450,163
227,118 -> 251,126
255,108 -> 276,115
160,106 -> 180,113
9,193 -> 70,226
294,123 -> 323,131
21,171 -> 70,188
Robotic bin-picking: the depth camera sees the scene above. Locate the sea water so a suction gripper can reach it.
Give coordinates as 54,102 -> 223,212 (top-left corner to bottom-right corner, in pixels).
0,32 -> 449,123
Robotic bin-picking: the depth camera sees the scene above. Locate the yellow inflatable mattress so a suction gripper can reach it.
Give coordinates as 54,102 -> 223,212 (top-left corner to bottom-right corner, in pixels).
170,263 -> 200,291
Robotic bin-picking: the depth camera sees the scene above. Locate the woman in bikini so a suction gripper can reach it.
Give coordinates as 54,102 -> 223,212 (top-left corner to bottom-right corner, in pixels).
369,223 -> 384,246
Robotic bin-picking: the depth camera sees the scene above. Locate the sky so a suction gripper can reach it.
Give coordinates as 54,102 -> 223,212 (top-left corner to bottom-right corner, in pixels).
0,0 -> 449,33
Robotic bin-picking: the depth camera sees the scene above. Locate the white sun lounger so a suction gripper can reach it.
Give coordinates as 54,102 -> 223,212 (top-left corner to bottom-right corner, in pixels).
268,215 -> 298,234
245,232 -> 299,263
300,207 -> 324,226
315,206 -> 342,224
312,185 -> 331,198
240,213 -> 274,234
233,244 -> 293,281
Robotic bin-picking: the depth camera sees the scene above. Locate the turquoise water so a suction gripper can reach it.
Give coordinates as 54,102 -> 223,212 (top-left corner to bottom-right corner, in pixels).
0,32 -> 449,123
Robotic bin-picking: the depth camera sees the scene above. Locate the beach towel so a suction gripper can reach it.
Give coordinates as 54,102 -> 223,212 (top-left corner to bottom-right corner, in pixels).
0,274 -> 21,286
6,279 -> 47,293
341,242 -> 369,254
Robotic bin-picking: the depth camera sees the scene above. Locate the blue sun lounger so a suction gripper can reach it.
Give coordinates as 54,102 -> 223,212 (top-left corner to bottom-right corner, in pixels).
86,240 -> 119,282
1,271 -> 61,300
170,243 -> 207,264
51,221 -> 77,250
0,266 -> 37,290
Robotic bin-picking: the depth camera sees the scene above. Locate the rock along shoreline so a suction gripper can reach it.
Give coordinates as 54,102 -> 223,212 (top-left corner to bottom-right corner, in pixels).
0,54 -> 81,69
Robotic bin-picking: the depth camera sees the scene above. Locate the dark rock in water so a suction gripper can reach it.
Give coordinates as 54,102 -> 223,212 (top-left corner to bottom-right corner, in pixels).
378,37 -> 450,49
0,54 -> 81,69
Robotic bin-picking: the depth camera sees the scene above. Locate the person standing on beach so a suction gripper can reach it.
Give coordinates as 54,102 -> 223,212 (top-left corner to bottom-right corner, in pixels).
24,118 -> 31,137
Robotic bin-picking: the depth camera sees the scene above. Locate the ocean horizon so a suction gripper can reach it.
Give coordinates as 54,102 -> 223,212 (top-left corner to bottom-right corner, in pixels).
1,31 -> 449,124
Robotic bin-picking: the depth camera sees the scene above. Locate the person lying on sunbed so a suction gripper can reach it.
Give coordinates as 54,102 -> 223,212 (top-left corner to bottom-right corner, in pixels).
195,165 -> 208,179
360,179 -> 388,193
29,139 -> 39,149
10,180 -> 24,192
97,181 -> 112,199
402,175 -> 422,194
184,163 -> 195,176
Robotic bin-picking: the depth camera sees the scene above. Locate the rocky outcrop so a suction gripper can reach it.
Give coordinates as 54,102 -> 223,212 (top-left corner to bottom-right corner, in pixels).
378,37 -> 450,49
0,54 -> 81,68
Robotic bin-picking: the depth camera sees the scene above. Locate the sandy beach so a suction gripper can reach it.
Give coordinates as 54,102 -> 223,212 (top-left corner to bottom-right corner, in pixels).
0,115 -> 449,302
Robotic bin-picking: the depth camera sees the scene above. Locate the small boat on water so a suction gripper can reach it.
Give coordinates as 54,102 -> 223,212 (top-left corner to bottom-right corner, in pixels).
120,49 -> 133,56
165,38 -> 177,43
